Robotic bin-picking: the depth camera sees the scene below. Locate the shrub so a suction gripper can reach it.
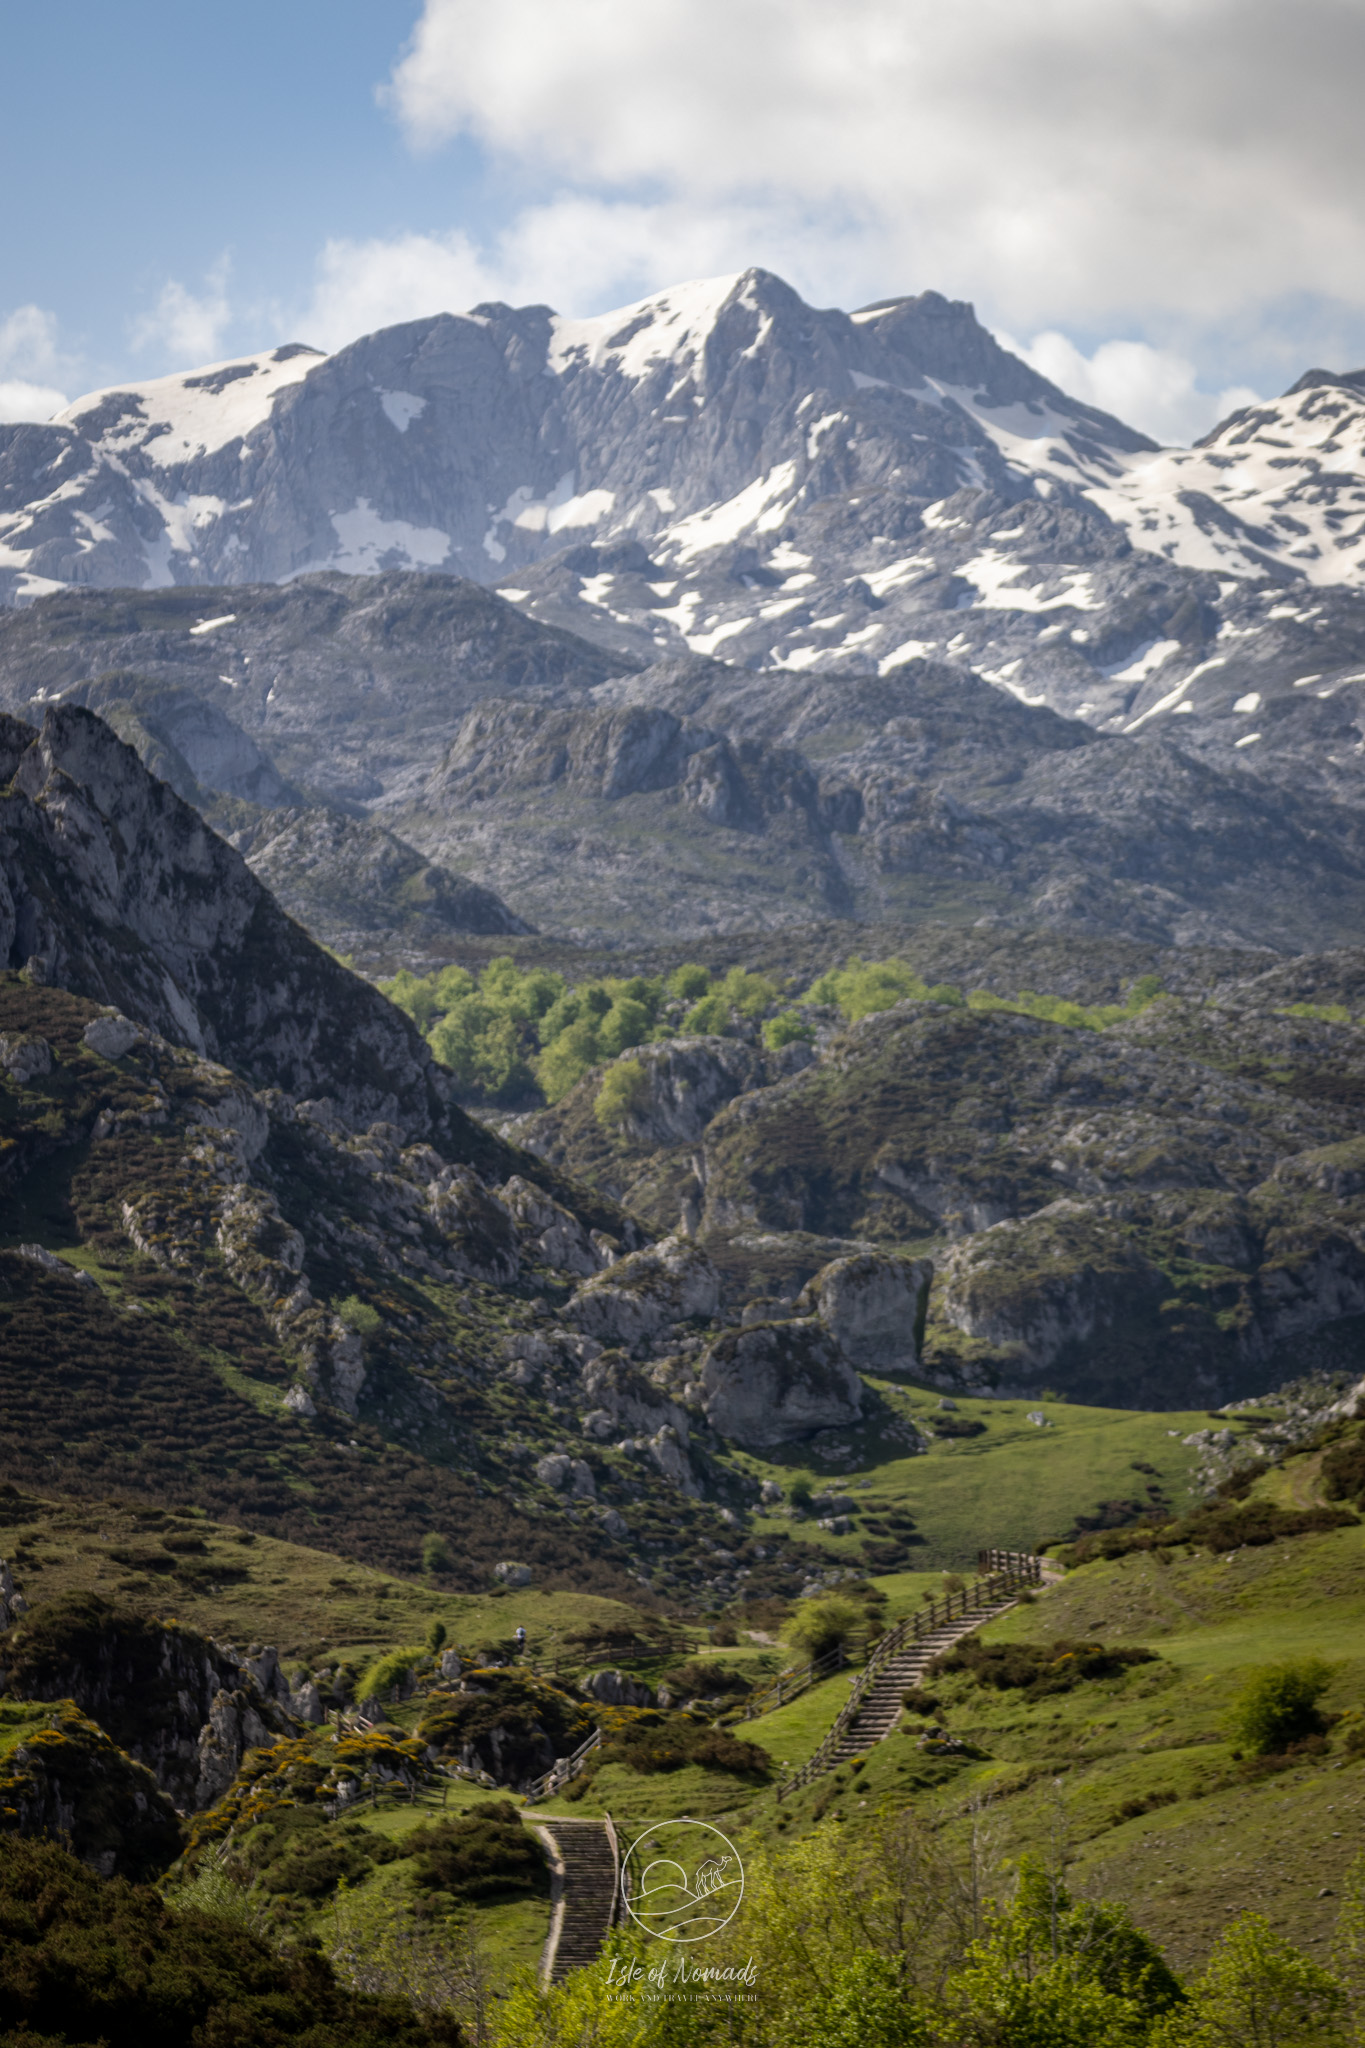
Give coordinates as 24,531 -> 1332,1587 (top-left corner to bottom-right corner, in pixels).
762,1009 -> 815,1051
1321,1425 -> 1365,1507
790,1478 -> 813,1512
661,1659 -> 752,1698
929,1639 -> 1157,1698
421,1532 -> 454,1575
1230,1659 -> 1334,1757
594,1059 -> 650,1131
406,1799 -> 549,1899
1065,1499 -> 1356,1566
0,1837 -> 458,2047
668,963 -> 712,1000
336,1295 -> 382,1337
426,1620 -> 447,1654
597,1715 -> 771,1779
784,1595 -> 865,1663
357,1644 -> 426,1701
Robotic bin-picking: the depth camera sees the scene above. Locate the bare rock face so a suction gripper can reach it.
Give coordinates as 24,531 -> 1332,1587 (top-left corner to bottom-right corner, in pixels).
567,1234 -> 721,1350
700,1319 -> 864,1447
0,704 -> 461,1140
243,805 -> 529,950
0,1595 -> 299,1812
799,1251 -> 933,1373
936,1200 -> 1170,1383
579,1353 -> 690,1445
581,1668 -> 656,1708
608,1037 -> 768,1149
0,1031 -> 51,1081
499,1174 -> 602,1277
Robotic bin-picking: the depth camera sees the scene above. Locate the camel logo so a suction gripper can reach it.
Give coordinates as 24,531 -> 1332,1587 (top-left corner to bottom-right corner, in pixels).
620,1818 -> 745,1943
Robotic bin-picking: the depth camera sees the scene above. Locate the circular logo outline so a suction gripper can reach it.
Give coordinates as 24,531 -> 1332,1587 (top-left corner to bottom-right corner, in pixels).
619,1817 -> 745,1943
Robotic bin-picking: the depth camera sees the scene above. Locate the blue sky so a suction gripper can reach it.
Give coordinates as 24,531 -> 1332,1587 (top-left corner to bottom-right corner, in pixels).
5,0 -> 1365,445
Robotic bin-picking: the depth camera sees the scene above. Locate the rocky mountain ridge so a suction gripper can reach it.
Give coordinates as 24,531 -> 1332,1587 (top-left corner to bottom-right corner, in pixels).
6,267 -> 1365,811
6,582 -> 1365,952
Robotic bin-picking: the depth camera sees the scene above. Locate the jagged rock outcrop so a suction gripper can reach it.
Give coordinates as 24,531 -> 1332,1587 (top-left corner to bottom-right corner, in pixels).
799,1251 -> 933,1373
567,1234 -> 721,1351
578,1352 -> 690,1444
499,1174 -> 604,1276
0,704 -> 455,1135
242,805 -> 529,949
699,1320 -> 865,1446
0,1594 -> 298,1811
581,1669 -> 655,1708
0,1703 -> 183,1878
601,1037 -> 767,1150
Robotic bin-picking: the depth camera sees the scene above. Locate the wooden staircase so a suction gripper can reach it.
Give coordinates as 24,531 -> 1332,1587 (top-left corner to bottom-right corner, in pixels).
777,1550 -> 1042,1798
824,1603 -> 1012,1765
531,1815 -> 620,1984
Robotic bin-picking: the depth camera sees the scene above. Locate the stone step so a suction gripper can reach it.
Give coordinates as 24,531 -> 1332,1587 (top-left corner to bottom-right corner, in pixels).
533,1819 -> 619,1984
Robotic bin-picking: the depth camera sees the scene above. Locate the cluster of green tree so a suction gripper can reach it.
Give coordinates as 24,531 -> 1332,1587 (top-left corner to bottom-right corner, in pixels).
486,1820 -> 1365,2047
803,956 -> 1167,1033
381,959 -> 787,1106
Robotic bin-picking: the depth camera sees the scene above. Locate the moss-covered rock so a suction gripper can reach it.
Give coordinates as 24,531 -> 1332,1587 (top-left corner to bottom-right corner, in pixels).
700,1319 -> 864,1446
0,1701 -> 183,1878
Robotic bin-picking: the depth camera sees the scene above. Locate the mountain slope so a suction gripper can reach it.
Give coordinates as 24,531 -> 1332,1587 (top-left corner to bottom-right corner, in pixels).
7,269 -> 1365,830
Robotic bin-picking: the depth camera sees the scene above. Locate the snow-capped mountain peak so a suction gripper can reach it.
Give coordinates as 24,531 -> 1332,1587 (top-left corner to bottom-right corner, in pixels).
1085,369 -> 1365,586
56,343 -> 326,468
548,271 -> 750,380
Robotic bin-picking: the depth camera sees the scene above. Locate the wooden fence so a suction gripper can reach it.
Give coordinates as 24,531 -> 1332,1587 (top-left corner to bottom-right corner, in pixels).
775,1554 -> 1042,1800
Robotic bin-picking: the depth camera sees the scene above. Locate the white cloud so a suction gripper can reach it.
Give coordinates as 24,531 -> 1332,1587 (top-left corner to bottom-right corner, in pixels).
131,259 -> 232,366
383,0 -> 1365,337
0,380 -> 68,423
997,331 -> 1260,446
303,194 -> 873,351
0,305 -> 72,417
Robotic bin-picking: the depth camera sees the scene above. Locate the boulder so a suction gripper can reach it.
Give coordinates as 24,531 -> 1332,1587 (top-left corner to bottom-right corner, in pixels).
568,1235 -> 720,1349
15,1244 -> 96,1290
580,1353 -> 690,1444
799,1251 -> 933,1372
700,1319 -> 864,1447
291,1680 -> 326,1723
494,1560 -> 533,1587
498,1174 -> 603,1277
0,1033 -> 51,1082
581,1668 -> 656,1708
82,1013 -> 141,1061
597,1507 -> 630,1539
759,1479 -> 785,1505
